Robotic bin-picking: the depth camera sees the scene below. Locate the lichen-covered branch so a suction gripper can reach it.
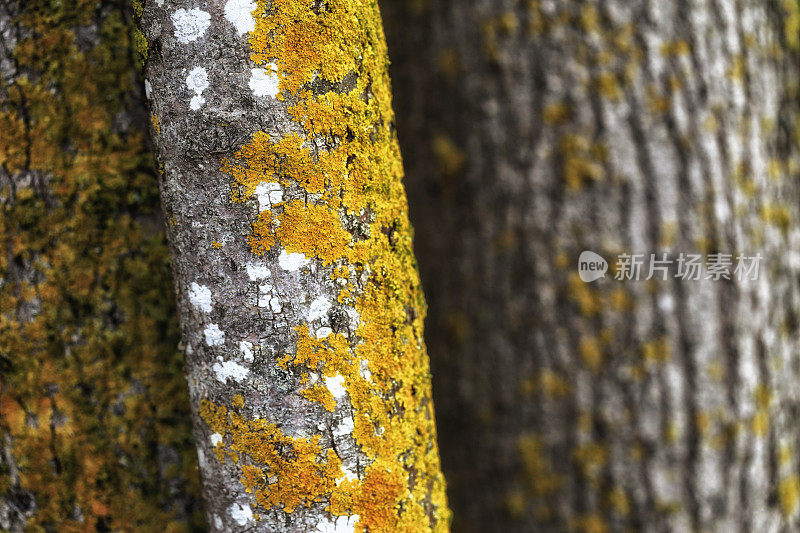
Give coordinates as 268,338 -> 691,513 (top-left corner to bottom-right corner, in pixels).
137,0 -> 449,530
383,0 -> 800,531
0,0 -> 203,530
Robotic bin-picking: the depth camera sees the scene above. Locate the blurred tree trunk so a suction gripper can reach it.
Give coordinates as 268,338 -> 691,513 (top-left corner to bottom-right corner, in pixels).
0,0 -> 203,531
383,0 -> 800,531
138,0 -> 448,530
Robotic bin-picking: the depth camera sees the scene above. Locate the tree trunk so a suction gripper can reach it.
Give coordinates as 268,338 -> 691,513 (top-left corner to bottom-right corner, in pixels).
383,0 -> 800,531
0,1 -> 203,531
138,0 -> 449,530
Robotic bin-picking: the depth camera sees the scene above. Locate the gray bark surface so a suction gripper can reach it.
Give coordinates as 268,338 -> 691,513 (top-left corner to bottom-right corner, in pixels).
383,0 -> 800,531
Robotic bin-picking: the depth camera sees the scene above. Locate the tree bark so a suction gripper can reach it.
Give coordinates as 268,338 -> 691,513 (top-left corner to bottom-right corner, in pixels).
138,0 -> 449,531
383,0 -> 800,531
0,1 -> 203,531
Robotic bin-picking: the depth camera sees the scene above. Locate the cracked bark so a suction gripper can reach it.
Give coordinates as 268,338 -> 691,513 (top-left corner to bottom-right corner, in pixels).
384,0 -> 800,531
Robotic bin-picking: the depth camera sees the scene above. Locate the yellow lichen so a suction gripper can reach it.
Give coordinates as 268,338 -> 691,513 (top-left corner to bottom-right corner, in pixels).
760,204 -> 791,235
299,384 -> 337,412
518,435 -> 563,497
248,210 -> 277,255
276,201 -> 351,265
542,102 -> 571,124
578,336 -> 603,373
432,135 -> 467,177
594,72 -> 621,100
572,514 -> 609,533
209,0 -> 450,529
559,134 -> 606,190
640,337 -> 670,364
521,370 -> 571,398
605,487 -> 630,516
660,40 -> 691,56
573,442 -> 608,483
779,475 -> 800,517
200,400 -> 342,512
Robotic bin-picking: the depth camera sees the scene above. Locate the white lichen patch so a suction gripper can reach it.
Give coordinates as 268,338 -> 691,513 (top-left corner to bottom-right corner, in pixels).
340,466 -> 358,482
196,447 -> 205,467
229,503 -> 254,526
249,67 -> 280,98
246,261 -> 271,280
213,357 -> 250,383
307,296 -> 331,322
224,0 -> 256,35
316,326 -> 333,339
210,432 -> 223,446
204,323 -> 225,346
278,249 -> 309,271
188,281 -> 213,313
333,415 -> 354,437
325,374 -> 346,399
257,285 -> 272,306
239,340 -> 254,362
359,359 -> 371,380
171,8 -> 211,44
254,181 -> 283,211
258,293 -> 270,308
257,282 -> 275,308
144,79 -> 152,99
269,297 -> 283,313
316,515 -> 359,533
186,66 -> 209,110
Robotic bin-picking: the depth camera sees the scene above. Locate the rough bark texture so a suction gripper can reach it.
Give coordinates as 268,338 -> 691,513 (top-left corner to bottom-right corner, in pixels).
383,0 -> 800,531
138,0 -> 449,531
0,0 -> 204,531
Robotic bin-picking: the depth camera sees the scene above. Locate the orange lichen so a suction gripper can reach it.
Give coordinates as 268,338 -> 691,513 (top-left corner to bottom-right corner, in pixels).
200,400 -> 342,512
248,210 -> 277,255
248,0 -> 361,96
210,0 -> 450,529
276,200 -> 352,265
299,384 -> 337,412
330,467 -> 405,532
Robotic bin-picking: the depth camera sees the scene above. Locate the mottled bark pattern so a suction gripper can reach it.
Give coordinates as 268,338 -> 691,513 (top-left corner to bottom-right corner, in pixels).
139,0 -> 448,531
384,0 -> 800,531
0,0 -> 203,530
